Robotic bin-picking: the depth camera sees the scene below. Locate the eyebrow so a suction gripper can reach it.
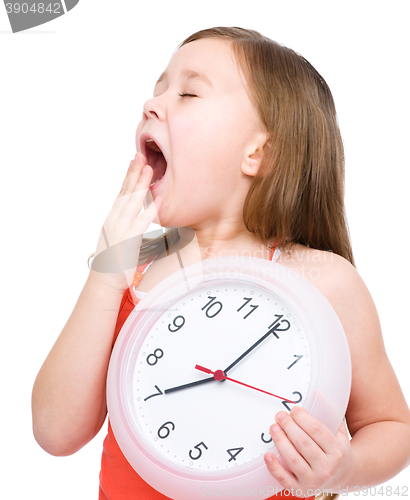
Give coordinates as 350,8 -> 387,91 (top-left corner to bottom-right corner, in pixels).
155,69 -> 214,89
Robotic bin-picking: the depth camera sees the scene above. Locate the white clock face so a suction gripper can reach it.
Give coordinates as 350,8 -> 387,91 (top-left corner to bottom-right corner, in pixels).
127,280 -> 311,471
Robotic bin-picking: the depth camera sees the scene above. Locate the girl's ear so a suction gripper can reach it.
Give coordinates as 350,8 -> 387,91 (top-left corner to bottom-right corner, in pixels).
241,149 -> 263,177
241,133 -> 269,177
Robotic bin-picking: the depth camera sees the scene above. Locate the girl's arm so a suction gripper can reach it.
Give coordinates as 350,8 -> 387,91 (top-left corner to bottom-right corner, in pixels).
31,154 -> 161,456
264,251 -> 410,494
338,256 -> 410,487
31,273 -> 125,456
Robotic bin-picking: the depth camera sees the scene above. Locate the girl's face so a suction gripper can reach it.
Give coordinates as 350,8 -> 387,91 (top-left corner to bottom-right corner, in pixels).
136,38 -> 267,230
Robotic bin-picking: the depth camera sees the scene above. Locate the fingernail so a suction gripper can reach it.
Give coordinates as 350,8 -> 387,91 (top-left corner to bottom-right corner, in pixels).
265,454 -> 273,463
290,406 -> 301,415
276,412 -> 287,422
270,423 -> 281,433
142,167 -> 147,174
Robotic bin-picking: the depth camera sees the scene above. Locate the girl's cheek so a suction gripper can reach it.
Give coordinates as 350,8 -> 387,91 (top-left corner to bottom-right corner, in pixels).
135,121 -> 144,151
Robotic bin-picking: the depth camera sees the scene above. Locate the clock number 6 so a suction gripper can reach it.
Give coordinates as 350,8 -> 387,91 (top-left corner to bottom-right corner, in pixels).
189,441 -> 208,460
157,421 -> 175,439
281,391 -> 303,411
146,348 -> 164,366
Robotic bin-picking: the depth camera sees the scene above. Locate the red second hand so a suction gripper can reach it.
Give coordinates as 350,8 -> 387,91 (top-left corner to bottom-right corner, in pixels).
195,365 -> 296,404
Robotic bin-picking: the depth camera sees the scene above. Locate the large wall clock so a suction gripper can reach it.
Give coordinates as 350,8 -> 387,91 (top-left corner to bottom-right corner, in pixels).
107,256 -> 351,500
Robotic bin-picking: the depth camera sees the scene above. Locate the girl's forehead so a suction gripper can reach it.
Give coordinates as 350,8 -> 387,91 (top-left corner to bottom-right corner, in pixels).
158,38 -> 243,89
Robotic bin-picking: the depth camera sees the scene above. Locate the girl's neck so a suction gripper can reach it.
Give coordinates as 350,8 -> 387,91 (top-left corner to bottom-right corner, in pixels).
176,227 -> 273,262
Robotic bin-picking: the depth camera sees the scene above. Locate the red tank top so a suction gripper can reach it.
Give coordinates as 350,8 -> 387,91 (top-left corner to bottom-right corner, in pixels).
99,244 -> 314,500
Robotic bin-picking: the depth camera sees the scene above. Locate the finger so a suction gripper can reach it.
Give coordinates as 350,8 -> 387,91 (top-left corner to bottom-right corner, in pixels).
269,422 -> 311,478
287,407 -> 339,455
336,418 -> 349,440
114,162 -> 153,218
116,196 -> 162,281
117,166 -> 156,229
118,154 -> 142,196
125,164 -> 153,209
264,452 -> 297,490
134,196 -> 162,228
114,193 -> 162,250
274,411 -> 323,468
119,153 -> 149,197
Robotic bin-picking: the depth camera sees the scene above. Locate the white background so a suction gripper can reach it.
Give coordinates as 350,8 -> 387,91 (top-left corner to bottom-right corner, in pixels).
1,1 -> 409,499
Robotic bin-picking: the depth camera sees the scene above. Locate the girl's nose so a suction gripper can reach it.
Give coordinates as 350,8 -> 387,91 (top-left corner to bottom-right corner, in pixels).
143,96 -> 165,121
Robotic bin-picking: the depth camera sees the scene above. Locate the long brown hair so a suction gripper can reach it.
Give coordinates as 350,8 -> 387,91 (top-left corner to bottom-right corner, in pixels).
177,26 -> 355,267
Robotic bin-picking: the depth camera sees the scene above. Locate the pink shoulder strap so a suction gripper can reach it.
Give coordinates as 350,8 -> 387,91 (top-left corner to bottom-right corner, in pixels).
270,240 -> 281,262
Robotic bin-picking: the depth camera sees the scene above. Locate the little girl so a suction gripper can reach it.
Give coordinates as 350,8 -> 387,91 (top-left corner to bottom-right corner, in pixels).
32,27 -> 410,500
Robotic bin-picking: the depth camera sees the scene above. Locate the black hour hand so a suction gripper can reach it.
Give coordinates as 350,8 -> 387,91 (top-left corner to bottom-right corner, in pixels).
164,375 -> 215,394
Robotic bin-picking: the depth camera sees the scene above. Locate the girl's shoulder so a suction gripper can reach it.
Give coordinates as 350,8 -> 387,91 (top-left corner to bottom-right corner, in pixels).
276,243 -> 373,334
277,243 -> 383,371
276,242 -> 357,291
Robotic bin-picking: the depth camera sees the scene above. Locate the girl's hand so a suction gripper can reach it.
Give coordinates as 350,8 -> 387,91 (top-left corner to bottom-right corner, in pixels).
92,153 -> 162,293
264,407 -> 356,496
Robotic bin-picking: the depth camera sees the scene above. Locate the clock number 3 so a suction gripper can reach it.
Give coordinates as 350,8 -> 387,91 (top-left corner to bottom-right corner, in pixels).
261,432 -> 272,444
189,441 -> 208,460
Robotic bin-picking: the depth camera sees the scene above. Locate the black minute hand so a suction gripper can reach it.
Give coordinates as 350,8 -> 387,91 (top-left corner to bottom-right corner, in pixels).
223,330 -> 273,374
164,323 -> 281,394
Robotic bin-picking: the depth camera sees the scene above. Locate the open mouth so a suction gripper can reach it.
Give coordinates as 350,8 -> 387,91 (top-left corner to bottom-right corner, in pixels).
145,139 -> 167,188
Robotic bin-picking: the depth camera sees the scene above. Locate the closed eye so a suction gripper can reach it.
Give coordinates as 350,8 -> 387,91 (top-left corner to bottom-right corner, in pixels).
179,93 -> 197,98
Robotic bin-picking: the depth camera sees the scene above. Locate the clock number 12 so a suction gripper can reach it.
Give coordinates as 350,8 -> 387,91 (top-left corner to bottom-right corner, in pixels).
267,315 -> 291,339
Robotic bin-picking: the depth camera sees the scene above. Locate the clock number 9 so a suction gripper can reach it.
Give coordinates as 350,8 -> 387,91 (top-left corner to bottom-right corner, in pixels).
168,315 -> 185,333
146,348 -> 164,366
157,421 -> 175,439
189,441 -> 208,460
